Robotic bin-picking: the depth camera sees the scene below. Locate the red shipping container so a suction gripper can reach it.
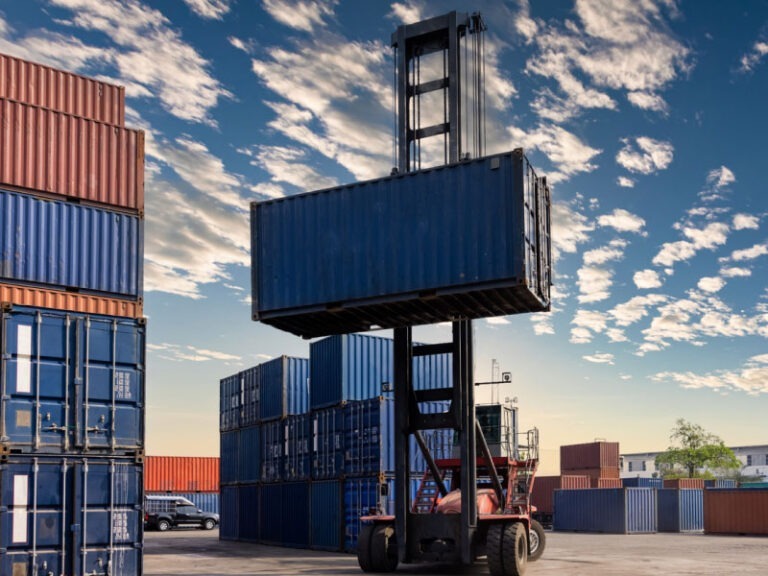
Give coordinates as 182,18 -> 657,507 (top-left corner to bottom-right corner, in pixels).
704,489 -> 768,535
560,441 -> 620,471
0,98 -> 144,212
145,456 -> 220,493
560,467 -> 620,480
592,478 -> 623,488
663,478 -> 705,489
0,283 -> 143,318
531,475 -> 590,515
0,52 -> 125,125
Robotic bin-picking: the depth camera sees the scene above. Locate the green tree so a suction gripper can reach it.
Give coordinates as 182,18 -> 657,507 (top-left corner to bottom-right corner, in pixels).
655,419 -> 741,478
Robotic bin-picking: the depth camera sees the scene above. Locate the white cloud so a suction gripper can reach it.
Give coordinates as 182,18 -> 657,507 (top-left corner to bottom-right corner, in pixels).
720,266 -> 751,278
697,276 -> 725,293
652,240 -> 696,268
616,136 -> 674,174
610,294 -> 667,326
550,202 -> 594,260
706,166 -> 736,189
598,208 -> 646,234
654,354 -> 768,395
389,1 -> 425,24
183,0 -> 231,19
583,352 -> 614,365
261,0 -> 337,32
577,266 -> 613,303
228,36 -> 254,54
617,176 -> 635,188
583,241 -> 627,265
725,243 -> 768,262
513,0 -> 538,43
739,39 -> 768,73
733,213 -> 759,230
570,326 -> 594,344
627,91 -> 668,113
653,222 -> 730,268
486,316 -> 511,326
153,344 -> 241,363
633,269 -> 663,289
242,145 -> 338,191
531,315 -> 555,335
606,328 -> 628,342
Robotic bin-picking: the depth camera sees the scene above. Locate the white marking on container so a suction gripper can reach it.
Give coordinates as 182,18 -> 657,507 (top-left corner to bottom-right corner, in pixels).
13,475 -> 29,543
16,325 -> 32,393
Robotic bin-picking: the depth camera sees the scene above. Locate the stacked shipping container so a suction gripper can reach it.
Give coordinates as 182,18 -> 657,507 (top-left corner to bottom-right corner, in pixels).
219,333 -> 454,552
0,53 -> 145,576
144,456 -> 221,515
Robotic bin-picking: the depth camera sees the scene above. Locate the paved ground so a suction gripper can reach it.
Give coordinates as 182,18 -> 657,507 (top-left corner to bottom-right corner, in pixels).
144,528 -> 767,575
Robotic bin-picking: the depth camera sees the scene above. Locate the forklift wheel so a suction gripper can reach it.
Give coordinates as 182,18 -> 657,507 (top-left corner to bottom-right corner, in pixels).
357,524 -> 375,572
529,520 -> 546,562
370,524 -> 398,573
488,522 -> 528,576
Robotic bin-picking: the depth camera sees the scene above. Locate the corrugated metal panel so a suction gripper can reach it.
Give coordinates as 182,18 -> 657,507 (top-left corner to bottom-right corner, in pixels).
259,483 -> 282,544
622,477 -> 663,489
531,475 -> 589,516
144,456 -> 219,492
284,414 -> 311,481
283,481 -> 310,548
560,442 -> 620,471
311,406 -> 344,479
554,488 -> 656,534
1,306 -> 144,454
237,425 -> 260,484
310,480 -> 342,551
219,430 -> 239,485
0,282 -> 143,318
0,189 -> 143,298
560,475 -> 591,489
383,475 -> 424,515
592,478 -> 623,488
261,419 -> 283,483
663,478 -> 705,489
704,488 -> 768,535
238,484 -> 260,542
219,485 -> 238,540
259,356 -> 309,420
219,372 -> 241,432
0,53 -> 125,125
562,467 -> 619,480
251,150 -> 551,338
0,455 -> 142,575
241,365 -> 260,427
0,99 -> 143,212
704,479 -> 738,488
146,492 -> 219,515
344,477 -> 382,552
658,489 -> 703,532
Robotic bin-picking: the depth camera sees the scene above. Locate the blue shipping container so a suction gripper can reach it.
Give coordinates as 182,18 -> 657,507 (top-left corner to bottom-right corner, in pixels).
1,305 -> 145,454
260,482 -> 309,547
0,455 -> 142,576
251,150 -> 551,338
309,333 -> 453,409
344,477 -> 384,552
0,188 -> 143,298
259,356 -> 309,420
704,479 -> 738,488
241,366 -> 260,427
220,430 -> 239,485
238,425 -> 261,484
657,489 -> 703,532
622,477 -> 663,489
311,406 -> 344,480
238,484 -> 260,542
219,372 -> 241,432
310,480 -> 342,551
219,485 -> 238,540
554,488 -> 657,534
261,419 -> 283,483
284,414 -> 311,481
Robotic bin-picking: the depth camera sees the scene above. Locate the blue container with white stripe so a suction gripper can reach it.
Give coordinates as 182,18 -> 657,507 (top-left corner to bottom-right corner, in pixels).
259,356 -> 309,421
0,188 -> 143,298
0,305 -> 145,455
554,488 -> 657,534
657,489 -> 704,532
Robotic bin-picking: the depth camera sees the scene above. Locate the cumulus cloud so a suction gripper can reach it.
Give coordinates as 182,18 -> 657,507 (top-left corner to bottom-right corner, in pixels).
610,294 -> 667,326
550,202 -> 594,260
389,1 -> 425,24
654,354 -> 768,396
151,343 -> 241,362
261,0 -> 337,32
183,0 -> 231,19
486,316 -> 511,326
698,276 -> 725,293
617,176 -> 635,188
627,91 -> 668,113
723,243 -> 768,262
720,266 -> 751,278
577,266 -> 613,303
706,166 -> 736,189
583,352 -> 614,365
228,36 -> 255,54
739,38 -> 768,73
240,145 -> 338,191
653,222 -> 730,268
733,213 -> 760,230
633,269 -> 663,289
583,241 -> 627,265
598,208 -> 646,234
616,136 -> 674,174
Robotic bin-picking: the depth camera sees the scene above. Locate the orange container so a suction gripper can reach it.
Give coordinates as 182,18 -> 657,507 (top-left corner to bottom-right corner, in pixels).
592,478 -> 623,488
561,467 -> 620,480
663,478 -> 705,489
0,283 -> 142,318
144,456 -> 220,493
0,98 -> 144,212
704,489 -> 768,535
560,441 -> 620,471
0,52 -> 125,125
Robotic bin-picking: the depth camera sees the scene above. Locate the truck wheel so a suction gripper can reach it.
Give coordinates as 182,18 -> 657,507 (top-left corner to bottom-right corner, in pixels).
502,522 -> 528,576
528,520 -> 546,561
357,524 -> 375,572
487,524 -> 505,576
203,519 -> 216,530
157,519 -> 171,532
370,524 -> 398,573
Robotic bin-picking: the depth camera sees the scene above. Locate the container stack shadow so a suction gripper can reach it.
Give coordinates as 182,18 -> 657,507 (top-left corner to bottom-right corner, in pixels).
219,333 -> 454,552
0,53 -> 145,575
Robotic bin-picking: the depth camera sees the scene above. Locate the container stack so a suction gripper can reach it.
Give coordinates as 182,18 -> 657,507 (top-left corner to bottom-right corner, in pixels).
0,53 -> 145,576
218,333 -> 454,552
144,456 -> 220,514
560,441 -> 621,485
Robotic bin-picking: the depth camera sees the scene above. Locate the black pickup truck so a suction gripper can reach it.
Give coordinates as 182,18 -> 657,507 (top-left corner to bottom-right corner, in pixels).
144,495 -> 219,531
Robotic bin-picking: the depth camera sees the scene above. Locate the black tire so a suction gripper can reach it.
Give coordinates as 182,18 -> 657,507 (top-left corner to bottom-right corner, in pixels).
501,522 -> 528,576
203,518 -> 216,531
370,524 -> 398,573
357,524 -> 376,573
528,520 -> 546,562
487,523 -> 505,576
157,519 -> 171,532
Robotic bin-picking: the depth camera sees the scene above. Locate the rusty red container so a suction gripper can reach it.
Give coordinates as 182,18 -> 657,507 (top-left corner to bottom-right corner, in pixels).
704,489 -> 768,535
0,53 -> 125,125
0,98 -> 144,212
564,467 -> 620,480
144,456 -> 220,493
664,478 -> 705,489
593,478 -> 623,488
0,282 -> 143,318
560,441 -> 620,471
532,475 -> 590,516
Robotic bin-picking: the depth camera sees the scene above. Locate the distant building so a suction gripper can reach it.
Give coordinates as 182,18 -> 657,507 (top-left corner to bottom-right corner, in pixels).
621,445 -> 768,480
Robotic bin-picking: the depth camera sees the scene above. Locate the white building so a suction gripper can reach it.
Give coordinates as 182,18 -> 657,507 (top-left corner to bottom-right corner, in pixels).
621,444 -> 768,480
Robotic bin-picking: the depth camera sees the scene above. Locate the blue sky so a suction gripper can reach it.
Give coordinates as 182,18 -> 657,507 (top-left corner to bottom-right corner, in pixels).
2,0 -> 766,473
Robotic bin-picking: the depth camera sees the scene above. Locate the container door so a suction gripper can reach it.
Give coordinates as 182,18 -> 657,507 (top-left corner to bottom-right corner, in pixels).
536,176 -> 552,303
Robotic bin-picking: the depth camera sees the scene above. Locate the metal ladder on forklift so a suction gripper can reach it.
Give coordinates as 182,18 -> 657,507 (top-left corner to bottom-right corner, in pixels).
411,467 -> 447,514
